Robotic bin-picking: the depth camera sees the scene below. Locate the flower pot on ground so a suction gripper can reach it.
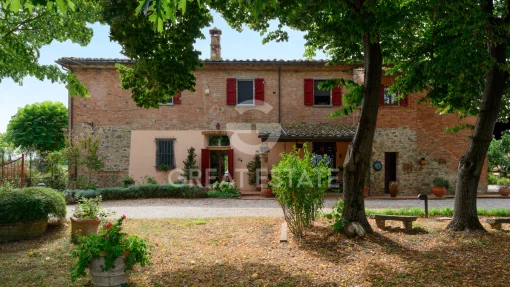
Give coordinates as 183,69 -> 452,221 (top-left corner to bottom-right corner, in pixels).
499,186 -> 510,196
389,181 -> 399,198
261,185 -> 273,197
71,196 -> 115,244
432,177 -> 450,198
70,216 -> 151,286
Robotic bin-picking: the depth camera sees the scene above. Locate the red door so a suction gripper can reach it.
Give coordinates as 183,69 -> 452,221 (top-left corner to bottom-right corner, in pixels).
201,149 -> 210,187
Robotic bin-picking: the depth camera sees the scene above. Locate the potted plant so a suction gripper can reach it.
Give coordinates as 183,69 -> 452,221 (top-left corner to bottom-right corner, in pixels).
247,152 -> 261,191
157,163 -> 169,172
496,177 -> 510,196
70,196 -> 115,244
182,147 -> 198,185
432,177 -> 449,197
261,179 -> 273,198
70,215 -> 151,286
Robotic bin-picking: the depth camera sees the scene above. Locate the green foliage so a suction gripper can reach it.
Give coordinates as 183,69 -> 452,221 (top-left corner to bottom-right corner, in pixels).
182,147 -> 198,180
488,133 -> 510,174
496,177 -> 510,186
0,187 -> 66,223
432,177 -> 450,190
246,152 -> 261,186
325,199 -> 346,233
5,102 -> 67,152
122,176 -> 135,188
1,0 -> 99,97
70,216 -> 151,281
63,184 -> 208,203
271,144 -> 331,237
72,196 -> 115,221
488,174 -> 499,185
207,181 -> 240,198
157,163 -> 169,171
143,175 -> 158,185
101,0 -> 212,108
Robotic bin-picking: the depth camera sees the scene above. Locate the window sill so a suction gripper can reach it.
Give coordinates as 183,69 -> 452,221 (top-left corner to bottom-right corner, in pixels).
236,104 -> 256,107
381,105 -> 402,108
159,103 -> 174,106
312,105 -> 333,108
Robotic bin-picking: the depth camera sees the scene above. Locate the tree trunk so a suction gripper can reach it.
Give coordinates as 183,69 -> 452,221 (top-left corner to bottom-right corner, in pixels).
342,34 -> 383,234
447,40 -> 507,231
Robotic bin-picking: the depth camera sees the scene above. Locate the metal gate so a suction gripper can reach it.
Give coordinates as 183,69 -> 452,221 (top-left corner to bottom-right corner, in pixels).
0,154 -> 24,188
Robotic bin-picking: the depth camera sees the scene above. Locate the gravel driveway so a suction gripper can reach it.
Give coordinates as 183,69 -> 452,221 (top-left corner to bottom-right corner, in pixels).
67,198 -> 510,219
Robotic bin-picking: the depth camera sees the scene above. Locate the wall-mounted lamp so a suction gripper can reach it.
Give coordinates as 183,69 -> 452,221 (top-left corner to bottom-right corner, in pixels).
205,88 -> 210,96
216,123 -> 220,130
237,157 -> 243,162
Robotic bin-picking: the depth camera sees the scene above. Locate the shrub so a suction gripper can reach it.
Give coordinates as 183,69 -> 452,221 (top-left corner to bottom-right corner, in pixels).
63,184 -> 208,203
144,175 -> 158,185
182,147 -> 199,180
70,216 -> 151,281
122,176 -> 135,188
247,152 -> 261,186
271,144 -> 331,237
496,177 -> 510,186
488,174 -> 499,185
207,181 -> 241,198
0,187 -> 66,223
325,199 -> 346,233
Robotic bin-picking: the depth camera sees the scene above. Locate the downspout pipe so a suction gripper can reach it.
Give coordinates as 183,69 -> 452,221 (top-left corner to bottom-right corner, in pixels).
278,66 -> 281,124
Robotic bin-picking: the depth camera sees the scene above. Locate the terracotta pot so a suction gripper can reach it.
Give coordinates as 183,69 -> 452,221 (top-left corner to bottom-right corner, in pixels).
499,186 -> 510,196
389,181 -> 399,198
90,253 -> 129,287
261,187 -> 273,198
70,216 -> 101,244
431,186 -> 447,198
364,186 -> 370,198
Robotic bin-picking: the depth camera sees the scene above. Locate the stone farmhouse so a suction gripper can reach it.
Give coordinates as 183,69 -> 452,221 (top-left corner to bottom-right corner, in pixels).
57,28 -> 488,196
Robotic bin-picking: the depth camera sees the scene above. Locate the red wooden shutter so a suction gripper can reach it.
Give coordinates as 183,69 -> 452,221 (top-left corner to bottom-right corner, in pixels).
201,149 -> 210,187
254,78 -> 264,105
174,91 -> 181,104
399,94 -> 409,107
226,78 -> 237,105
227,149 -> 234,182
304,78 -> 313,105
332,85 -> 342,106
380,85 -> 385,106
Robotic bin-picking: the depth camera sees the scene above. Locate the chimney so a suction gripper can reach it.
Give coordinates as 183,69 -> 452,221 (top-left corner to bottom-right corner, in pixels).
209,27 -> 222,61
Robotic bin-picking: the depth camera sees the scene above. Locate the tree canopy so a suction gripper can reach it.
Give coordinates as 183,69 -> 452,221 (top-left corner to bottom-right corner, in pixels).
1,0 -> 101,96
5,101 -> 68,152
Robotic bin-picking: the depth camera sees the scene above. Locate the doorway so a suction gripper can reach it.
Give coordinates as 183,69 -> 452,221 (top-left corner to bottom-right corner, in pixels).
209,150 -> 229,185
384,152 -> 397,194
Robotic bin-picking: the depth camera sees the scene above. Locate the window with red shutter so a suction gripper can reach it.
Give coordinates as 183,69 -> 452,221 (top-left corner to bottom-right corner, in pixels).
201,149 -> 210,187
380,85 -> 399,106
304,78 -> 314,105
173,91 -> 181,104
332,85 -> 342,106
399,95 -> 409,107
226,78 -> 236,105
254,78 -> 264,105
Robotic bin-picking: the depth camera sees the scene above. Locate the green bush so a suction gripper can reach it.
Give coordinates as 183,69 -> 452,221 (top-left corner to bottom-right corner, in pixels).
271,144 -> 331,237
0,187 -> 66,223
64,184 -> 208,203
122,176 -> 135,188
432,177 -> 450,189
488,174 -> 500,185
496,177 -> 510,186
207,181 -> 241,198
325,199 -> 346,233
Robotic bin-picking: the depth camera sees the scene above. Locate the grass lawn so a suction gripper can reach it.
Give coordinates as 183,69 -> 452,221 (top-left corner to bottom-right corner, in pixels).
1,217 -> 510,286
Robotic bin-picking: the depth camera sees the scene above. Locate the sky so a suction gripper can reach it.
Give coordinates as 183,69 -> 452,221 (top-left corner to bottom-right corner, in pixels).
0,11 -> 326,133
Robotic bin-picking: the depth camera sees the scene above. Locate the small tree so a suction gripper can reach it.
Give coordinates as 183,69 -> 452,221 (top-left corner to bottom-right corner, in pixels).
247,152 -> 261,187
271,144 -> 331,238
488,133 -> 510,176
182,147 -> 198,181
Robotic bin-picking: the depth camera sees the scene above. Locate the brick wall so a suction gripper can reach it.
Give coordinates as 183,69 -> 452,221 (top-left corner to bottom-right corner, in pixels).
69,62 -> 487,193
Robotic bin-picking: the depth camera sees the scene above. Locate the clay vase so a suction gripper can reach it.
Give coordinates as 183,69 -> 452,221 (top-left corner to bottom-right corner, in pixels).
389,181 -> 399,198
261,187 -> 273,198
70,217 -> 100,244
431,186 -> 447,198
499,186 -> 510,196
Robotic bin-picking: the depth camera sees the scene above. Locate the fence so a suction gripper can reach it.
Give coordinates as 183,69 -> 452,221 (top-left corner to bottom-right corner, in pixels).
0,154 -> 24,188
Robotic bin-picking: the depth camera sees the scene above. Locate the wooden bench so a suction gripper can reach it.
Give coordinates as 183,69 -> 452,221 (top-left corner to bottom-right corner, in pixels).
370,214 -> 418,231
485,218 -> 510,230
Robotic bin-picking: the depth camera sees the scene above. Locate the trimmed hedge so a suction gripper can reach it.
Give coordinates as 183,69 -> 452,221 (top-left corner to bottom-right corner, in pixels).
0,187 -> 67,224
63,184 -> 208,204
